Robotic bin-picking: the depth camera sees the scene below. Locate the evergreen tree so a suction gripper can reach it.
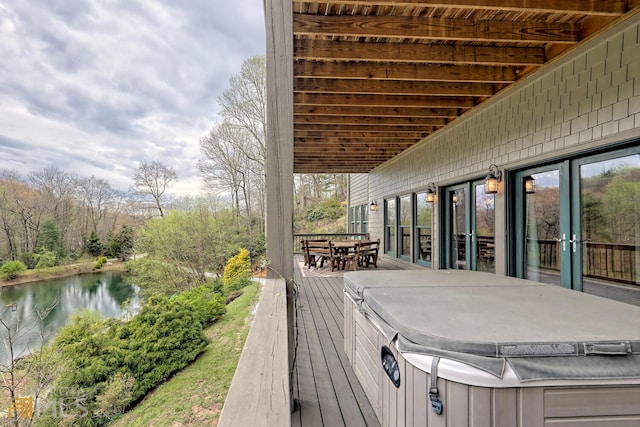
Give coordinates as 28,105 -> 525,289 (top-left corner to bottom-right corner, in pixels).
85,230 -> 104,256
37,217 -> 63,255
108,224 -> 134,261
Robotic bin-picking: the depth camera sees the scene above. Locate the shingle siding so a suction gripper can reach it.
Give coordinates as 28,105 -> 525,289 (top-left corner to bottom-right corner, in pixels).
353,14 -> 640,266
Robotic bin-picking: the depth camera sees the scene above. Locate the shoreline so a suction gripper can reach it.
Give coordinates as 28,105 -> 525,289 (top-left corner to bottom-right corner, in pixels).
0,260 -> 127,288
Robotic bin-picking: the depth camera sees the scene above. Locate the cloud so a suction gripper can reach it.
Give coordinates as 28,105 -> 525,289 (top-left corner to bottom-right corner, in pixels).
0,0 -> 265,194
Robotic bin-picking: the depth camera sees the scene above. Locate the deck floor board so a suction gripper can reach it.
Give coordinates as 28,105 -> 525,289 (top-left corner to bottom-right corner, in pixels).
292,256 -> 400,427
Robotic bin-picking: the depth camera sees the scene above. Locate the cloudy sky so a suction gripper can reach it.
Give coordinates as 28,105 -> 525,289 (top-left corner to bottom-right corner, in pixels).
0,0 -> 266,195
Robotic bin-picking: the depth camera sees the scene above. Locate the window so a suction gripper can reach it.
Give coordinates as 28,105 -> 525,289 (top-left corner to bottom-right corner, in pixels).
385,198 -> 396,255
415,192 -> 433,266
348,204 -> 368,234
399,195 -> 412,260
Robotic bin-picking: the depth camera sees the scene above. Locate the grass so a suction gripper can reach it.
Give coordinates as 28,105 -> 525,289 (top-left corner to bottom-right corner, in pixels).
108,281 -> 262,427
0,259 -> 125,287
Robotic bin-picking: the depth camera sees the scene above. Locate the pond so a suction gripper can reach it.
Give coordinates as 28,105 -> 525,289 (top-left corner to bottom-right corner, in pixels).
0,271 -> 139,363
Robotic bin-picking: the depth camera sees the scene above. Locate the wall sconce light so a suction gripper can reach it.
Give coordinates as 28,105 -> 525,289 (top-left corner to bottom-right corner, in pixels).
425,182 -> 436,203
370,200 -> 378,212
484,164 -> 502,194
452,192 -> 459,204
524,176 -> 536,194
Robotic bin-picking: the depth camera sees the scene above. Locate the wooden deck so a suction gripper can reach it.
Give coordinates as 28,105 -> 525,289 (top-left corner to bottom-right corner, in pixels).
291,256 -> 409,426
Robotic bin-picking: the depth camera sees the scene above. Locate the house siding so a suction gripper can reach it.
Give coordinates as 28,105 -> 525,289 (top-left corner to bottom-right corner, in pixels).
349,173 -> 369,207
359,13 -> 640,273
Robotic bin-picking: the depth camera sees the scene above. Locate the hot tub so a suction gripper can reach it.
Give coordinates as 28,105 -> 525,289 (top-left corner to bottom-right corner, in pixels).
343,270 -> 640,426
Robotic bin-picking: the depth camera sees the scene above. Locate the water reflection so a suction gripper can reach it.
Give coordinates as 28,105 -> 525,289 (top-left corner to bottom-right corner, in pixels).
0,271 -> 138,363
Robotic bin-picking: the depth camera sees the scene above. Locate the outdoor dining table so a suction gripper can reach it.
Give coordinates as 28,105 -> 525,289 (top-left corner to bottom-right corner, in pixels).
330,240 -> 359,270
330,240 -> 358,254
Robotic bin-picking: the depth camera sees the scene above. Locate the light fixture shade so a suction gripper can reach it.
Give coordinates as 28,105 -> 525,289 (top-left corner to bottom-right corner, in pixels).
425,182 -> 436,203
484,176 -> 499,194
484,164 -> 502,194
524,176 -> 536,193
370,201 -> 378,211
426,191 -> 435,203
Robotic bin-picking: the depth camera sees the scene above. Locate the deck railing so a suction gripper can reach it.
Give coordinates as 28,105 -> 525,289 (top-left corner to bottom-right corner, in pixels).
218,278 -> 290,426
529,239 -> 639,286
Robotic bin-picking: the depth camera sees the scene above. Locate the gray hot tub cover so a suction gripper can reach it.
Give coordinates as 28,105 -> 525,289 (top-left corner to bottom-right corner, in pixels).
345,271 -> 640,382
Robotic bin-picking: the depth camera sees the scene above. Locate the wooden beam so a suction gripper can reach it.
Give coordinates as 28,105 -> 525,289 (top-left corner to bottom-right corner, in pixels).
295,143 -> 416,151
294,39 -> 546,66
291,0 -> 627,16
294,78 -> 497,97
295,166 -> 376,173
295,130 -> 432,138
294,61 -> 518,83
294,105 -> 466,118
295,156 -> 406,163
294,14 -> 581,44
294,123 -> 441,132
295,138 -> 420,145
294,115 -> 448,126
294,93 -> 477,108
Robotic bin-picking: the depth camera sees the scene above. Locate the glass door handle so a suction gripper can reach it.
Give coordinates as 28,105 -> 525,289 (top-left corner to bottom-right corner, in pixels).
569,235 -> 590,253
569,234 -> 578,252
553,234 -> 566,252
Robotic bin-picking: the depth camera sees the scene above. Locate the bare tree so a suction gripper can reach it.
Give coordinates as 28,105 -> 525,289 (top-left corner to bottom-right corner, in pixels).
198,121 -> 253,231
214,56 -> 267,227
0,174 -> 43,258
28,166 -> 78,251
1,300 -> 59,427
130,160 -> 178,217
77,176 -> 117,241
218,56 -> 267,167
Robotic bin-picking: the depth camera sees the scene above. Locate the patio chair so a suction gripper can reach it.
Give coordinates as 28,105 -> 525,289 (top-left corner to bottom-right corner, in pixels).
357,239 -> 380,268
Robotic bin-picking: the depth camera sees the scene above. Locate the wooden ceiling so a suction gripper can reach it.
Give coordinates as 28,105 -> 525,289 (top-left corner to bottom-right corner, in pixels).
292,0 -> 640,173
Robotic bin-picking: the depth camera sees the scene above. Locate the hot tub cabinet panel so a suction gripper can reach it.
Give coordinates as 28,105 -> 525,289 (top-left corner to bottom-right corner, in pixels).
344,271 -> 640,427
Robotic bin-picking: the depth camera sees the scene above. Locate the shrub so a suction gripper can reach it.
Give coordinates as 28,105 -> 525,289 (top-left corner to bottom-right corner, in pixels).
223,248 -> 252,292
0,260 -> 27,280
94,256 -> 108,270
175,283 -> 226,326
34,248 -> 57,269
124,295 -> 209,401
49,296 -> 209,425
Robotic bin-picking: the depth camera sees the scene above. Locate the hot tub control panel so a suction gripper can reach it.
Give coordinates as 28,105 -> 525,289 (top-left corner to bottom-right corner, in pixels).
381,346 -> 401,388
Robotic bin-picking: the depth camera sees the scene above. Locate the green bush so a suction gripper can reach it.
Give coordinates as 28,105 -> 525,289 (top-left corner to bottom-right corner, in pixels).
175,283 -> 226,326
0,260 -> 27,280
124,295 -> 209,401
34,248 -> 57,269
48,295 -> 209,426
94,256 -> 108,270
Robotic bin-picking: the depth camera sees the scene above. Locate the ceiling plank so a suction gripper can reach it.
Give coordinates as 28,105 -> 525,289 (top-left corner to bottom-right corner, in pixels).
294,124 -> 441,133
293,137 -> 424,147
294,105 -> 465,118
291,0 -> 627,16
294,115 -> 448,126
295,131 -> 431,139
294,14 -> 581,44
294,78 -> 497,97
294,61 -> 518,83
294,93 -> 477,108
294,39 -> 545,66
295,143 -> 415,150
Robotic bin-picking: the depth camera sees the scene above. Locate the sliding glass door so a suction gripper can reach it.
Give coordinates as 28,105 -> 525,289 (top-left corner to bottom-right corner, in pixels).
444,181 -> 495,272
514,146 -> 640,301
573,151 -> 640,295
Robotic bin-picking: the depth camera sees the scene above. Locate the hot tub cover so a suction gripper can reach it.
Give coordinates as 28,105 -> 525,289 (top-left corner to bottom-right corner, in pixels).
344,271 -> 640,381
